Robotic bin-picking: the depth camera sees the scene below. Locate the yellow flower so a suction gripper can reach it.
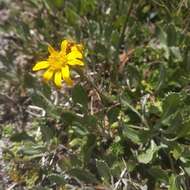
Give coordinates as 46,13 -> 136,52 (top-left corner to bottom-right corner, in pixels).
33,40 -> 84,88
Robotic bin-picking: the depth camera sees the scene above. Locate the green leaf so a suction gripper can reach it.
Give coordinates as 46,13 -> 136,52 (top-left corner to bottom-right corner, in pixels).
156,25 -> 167,45
162,93 -> 182,120
48,174 -> 66,185
124,127 -> 141,144
155,64 -> 166,92
169,174 -> 180,190
71,124 -> 89,136
65,7 -> 80,25
123,126 -> 143,144
170,47 -> 182,61
69,138 -> 83,148
33,187 -> 50,190
184,166 -> 190,176
40,123 -> 56,142
23,73 -> 37,88
171,143 -> 184,160
17,143 -> 46,156
167,24 -> 177,47
28,0 -> 40,7
30,89 -> 51,110
44,0 -> 65,9
68,169 -> 98,183
82,134 -> 96,165
61,110 -> 79,125
184,50 -> 190,73
107,106 -> 120,124
15,21 -> 30,40
82,115 -> 97,129
176,121 -> 190,138
148,166 -> 168,182
72,84 -> 88,107
10,131 -> 34,142
137,140 -> 159,164
126,64 -> 141,88
53,0 -> 64,9
96,160 -> 111,183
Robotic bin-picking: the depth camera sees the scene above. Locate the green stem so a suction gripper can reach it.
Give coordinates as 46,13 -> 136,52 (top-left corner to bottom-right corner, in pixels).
123,100 -> 150,129
111,0 -> 134,83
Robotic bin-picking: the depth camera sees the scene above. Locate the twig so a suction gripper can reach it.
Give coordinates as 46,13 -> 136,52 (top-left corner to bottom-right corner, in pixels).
114,167 -> 128,190
26,105 -> 46,117
7,183 -> 18,190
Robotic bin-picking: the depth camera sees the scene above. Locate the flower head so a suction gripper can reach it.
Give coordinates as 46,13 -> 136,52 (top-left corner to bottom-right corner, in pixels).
33,39 -> 84,88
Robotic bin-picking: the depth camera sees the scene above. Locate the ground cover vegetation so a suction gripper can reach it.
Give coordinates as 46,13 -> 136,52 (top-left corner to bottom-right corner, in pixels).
0,0 -> 190,189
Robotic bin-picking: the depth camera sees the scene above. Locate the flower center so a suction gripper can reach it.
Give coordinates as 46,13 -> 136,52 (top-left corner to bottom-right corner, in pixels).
48,52 -> 67,70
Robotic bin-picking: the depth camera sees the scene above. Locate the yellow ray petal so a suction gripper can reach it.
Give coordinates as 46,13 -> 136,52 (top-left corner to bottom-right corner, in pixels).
54,71 -> 62,88
67,59 -> 84,66
61,40 -> 69,53
48,45 -> 56,54
32,61 -> 50,71
71,44 -> 84,53
61,65 -> 73,86
43,68 -> 54,81
67,51 -> 83,60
